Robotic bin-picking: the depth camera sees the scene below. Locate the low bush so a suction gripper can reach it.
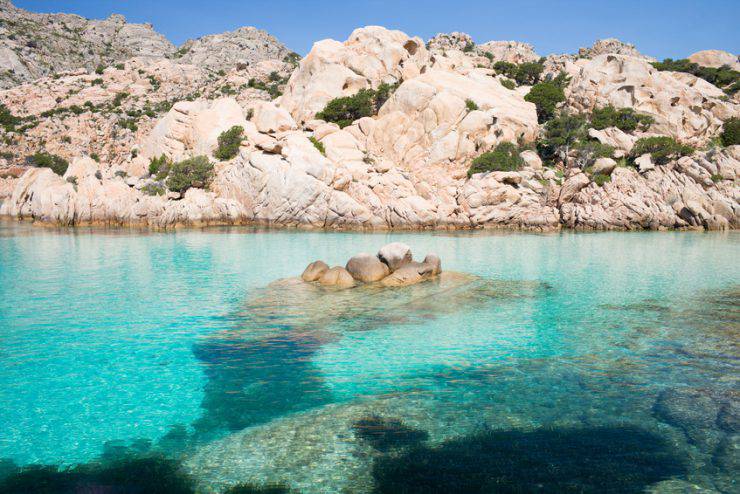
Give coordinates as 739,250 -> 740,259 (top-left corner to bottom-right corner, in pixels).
214,126 -> 244,161
467,142 -> 524,177
720,117 -> 739,146
142,182 -> 166,196
573,141 -> 614,169
593,173 -> 611,186
500,78 -> 516,90
316,89 -> 375,128
535,113 -> 589,165
316,82 -> 401,128
0,103 -> 20,131
465,99 -> 479,111
494,61 -> 544,85
95,64 -> 105,75
28,152 -> 69,175
525,81 -> 565,123
165,155 -> 214,193
630,136 -> 694,165
148,155 -> 170,177
463,42 -> 476,53
309,136 -> 325,156
591,105 -> 654,132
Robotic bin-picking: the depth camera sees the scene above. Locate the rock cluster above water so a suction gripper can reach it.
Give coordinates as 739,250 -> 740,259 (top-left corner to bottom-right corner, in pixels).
301,242 -> 441,288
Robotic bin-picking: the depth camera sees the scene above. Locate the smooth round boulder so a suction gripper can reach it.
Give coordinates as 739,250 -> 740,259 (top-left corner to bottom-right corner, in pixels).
346,253 -> 390,283
301,260 -> 329,282
423,254 -> 442,275
380,263 -> 422,287
377,242 -> 413,271
318,266 -> 355,288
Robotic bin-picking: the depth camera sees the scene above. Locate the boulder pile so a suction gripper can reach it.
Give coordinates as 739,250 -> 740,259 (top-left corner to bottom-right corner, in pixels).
301,242 -> 441,288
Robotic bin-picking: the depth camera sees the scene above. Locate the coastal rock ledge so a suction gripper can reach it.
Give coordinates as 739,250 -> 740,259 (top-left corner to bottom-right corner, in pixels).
0,11 -> 736,231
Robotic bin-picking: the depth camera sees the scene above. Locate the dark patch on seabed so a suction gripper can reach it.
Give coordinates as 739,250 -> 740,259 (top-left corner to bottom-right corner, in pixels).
190,329 -> 335,435
372,426 -> 686,494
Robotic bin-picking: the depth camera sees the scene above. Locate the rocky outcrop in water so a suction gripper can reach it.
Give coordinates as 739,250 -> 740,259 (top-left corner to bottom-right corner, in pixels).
303,242 -> 440,288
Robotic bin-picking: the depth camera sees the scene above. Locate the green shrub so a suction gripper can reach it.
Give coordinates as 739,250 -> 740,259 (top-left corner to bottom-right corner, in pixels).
493,61 -> 543,85
467,142 -> 524,177
630,136 -> 694,165
90,153 -> 100,162
536,113 -> 589,164
711,173 -> 723,183
316,83 -> 400,128
148,155 -> 170,177
119,118 -> 138,132
591,105 -> 654,132
465,99 -> 479,111
114,170 -> 127,178
593,173 -> 611,186
573,140 -> 614,168
500,78 -> 516,90
66,175 -> 77,185
463,42 -> 475,53
316,88 -> 375,128
142,182 -> 166,196
309,136 -> 325,156
0,103 -> 20,131
28,152 -> 69,175
91,78 -> 104,86
652,58 -> 739,95
214,126 -> 244,161
115,63 -> 125,70
720,117 -> 739,146
374,81 -> 400,110
525,81 -> 565,122
283,52 -> 301,67
94,64 -> 105,75
166,155 -> 214,193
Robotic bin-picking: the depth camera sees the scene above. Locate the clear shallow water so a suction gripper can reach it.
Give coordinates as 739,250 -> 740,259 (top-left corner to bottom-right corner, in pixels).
0,220 -> 738,492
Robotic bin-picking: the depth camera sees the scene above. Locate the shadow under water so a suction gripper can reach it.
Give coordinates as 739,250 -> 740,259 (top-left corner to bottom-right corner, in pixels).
372,425 -> 686,494
190,272 -> 549,436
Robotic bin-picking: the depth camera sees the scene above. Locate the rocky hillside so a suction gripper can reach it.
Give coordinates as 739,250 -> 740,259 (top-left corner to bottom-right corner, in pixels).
0,0 -> 294,88
0,19 -> 737,231
0,0 -> 174,88
175,26 -> 292,73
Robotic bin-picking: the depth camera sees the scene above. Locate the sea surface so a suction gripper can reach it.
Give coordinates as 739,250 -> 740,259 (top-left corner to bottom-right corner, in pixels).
0,220 -> 737,493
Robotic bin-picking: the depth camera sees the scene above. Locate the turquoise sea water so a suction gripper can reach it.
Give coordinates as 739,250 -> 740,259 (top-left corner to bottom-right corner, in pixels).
0,220 -> 738,492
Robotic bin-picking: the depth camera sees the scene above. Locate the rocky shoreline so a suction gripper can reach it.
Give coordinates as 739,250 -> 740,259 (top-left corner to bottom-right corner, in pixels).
0,3 -> 737,232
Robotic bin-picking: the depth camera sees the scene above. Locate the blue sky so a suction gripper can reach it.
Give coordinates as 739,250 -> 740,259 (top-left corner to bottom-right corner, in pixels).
14,0 -> 740,59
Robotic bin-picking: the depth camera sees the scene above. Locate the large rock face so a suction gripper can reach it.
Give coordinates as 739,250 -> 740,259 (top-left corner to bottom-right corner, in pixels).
0,20 -> 738,232
175,26 -> 291,73
687,50 -> 740,70
478,41 -> 540,64
367,69 -> 538,169
279,26 -> 428,123
0,1 -> 175,88
577,38 -> 655,62
566,54 -> 737,145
